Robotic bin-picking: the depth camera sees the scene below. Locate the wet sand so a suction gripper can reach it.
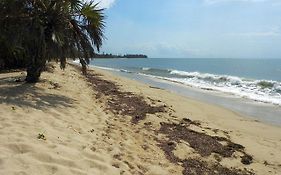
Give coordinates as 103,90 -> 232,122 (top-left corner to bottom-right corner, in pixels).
108,70 -> 281,126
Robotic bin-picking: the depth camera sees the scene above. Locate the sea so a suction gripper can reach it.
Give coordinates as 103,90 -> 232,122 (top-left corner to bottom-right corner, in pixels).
85,58 -> 281,126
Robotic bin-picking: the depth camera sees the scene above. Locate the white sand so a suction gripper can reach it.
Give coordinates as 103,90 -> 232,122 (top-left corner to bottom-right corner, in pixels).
0,64 -> 280,175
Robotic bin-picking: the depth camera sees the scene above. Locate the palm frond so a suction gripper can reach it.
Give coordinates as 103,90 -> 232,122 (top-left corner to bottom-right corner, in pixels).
0,0 -> 106,76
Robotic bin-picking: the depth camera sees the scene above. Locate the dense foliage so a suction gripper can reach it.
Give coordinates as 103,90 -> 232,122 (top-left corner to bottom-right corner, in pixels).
0,0 -> 105,82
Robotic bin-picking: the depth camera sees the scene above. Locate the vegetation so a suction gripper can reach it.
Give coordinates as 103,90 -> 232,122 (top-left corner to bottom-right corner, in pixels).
0,0 -> 105,82
93,53 -> 148,58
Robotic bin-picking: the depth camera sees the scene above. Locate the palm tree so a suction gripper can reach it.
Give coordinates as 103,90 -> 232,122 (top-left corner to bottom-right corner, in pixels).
0,0 -> 105,82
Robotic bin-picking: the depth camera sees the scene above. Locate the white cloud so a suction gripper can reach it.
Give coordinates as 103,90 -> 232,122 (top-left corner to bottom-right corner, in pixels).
272,1 -> 281,6
98,0 -> 116,8
227,27 -> 281,37
204,0 -> 275,4
85,0 -> 116,8
233,31 -> 280,37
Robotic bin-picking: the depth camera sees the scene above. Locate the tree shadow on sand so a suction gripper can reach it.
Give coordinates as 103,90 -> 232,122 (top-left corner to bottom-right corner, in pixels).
0,78 -> 74,110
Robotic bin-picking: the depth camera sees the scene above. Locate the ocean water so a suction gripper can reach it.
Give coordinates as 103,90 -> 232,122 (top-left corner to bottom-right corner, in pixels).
89,58 -> 281,106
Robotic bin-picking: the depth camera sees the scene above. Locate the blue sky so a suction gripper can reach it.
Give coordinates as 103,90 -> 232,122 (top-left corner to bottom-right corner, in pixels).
98,0 -> 281,58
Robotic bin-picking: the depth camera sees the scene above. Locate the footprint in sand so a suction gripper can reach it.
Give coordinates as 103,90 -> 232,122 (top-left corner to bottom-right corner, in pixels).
6,143 -> 33,154
82,152 -> 105,162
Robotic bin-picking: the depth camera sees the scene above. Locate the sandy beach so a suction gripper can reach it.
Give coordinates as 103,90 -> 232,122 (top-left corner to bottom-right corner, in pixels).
0,63 -> 281,175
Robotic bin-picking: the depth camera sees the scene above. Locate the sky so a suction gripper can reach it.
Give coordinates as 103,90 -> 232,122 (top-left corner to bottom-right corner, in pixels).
97,0 -> 281,58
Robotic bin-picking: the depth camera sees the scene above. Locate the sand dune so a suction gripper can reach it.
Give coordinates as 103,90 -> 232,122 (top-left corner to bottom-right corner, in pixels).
0,64 -> 280,175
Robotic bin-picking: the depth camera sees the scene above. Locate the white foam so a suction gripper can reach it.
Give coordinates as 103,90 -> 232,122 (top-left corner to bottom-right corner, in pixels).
142,67 -> 151,71
86,64 -> 281,106
167,72 -> 281,105
141,70 -> 281,105
73,59 -> 80,64
90,65 -> 122,72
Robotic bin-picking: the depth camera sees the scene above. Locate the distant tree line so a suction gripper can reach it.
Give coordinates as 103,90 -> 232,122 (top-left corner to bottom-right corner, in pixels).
93,53 -> 148,58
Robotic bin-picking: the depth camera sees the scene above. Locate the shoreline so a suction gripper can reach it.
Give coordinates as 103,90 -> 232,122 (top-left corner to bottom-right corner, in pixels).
0,63 -> 280,174
91,65 -> 281,127
86,65 -> 281,174
89,58 -> 281,107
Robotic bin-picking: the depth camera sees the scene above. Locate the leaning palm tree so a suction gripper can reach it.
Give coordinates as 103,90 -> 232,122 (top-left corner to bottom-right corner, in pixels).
0,0 -> 105,82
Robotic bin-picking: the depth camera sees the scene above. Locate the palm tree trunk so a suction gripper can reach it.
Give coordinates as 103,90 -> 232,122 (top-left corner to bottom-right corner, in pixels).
80,58 -> 87,75
25,59 -> 46,83
25,31 -> 47,83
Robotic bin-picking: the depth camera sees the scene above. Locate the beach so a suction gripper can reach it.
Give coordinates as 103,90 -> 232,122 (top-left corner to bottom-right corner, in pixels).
0,63 -> 281,175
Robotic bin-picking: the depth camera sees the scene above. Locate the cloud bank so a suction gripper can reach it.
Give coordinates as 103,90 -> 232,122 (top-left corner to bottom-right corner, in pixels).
227,27 -> 281,37
204,0 -> 276,4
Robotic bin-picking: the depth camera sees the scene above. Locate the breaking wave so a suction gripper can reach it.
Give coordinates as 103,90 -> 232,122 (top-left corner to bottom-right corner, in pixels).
85,62 -> 281,106
141,68 -> 281,105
